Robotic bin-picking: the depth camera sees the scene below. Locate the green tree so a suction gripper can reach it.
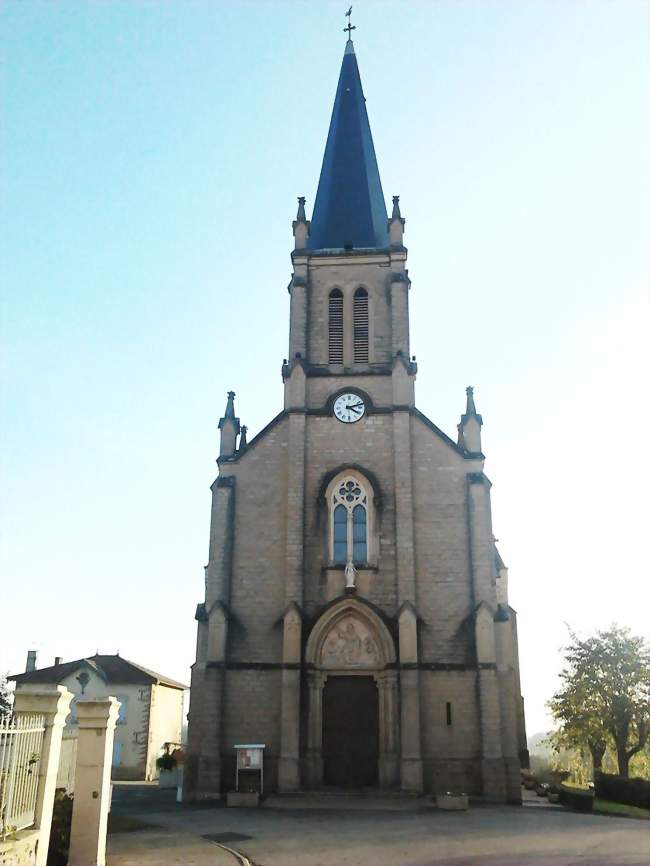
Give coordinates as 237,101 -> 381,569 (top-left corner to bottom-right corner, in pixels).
0,673 -> 12,719
550,625 -> 650,778
549,676 -> 610,774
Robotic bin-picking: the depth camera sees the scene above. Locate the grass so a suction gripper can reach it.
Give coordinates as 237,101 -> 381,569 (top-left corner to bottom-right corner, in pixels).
593,799 -> 650,820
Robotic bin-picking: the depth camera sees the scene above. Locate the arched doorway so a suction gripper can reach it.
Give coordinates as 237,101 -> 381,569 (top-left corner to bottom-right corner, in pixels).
304,599 -> 399,789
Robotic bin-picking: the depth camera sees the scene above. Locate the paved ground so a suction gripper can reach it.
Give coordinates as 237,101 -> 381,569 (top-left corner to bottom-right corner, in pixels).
108,787 -> 650,866
108,827 -> 245,866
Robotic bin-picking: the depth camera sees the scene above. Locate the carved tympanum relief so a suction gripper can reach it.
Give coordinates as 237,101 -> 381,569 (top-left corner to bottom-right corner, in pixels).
320,615 -> 380,668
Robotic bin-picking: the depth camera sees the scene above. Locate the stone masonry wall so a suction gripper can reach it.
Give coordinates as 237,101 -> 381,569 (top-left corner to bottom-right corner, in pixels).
226,417 -> 289,664
419,670 -> 482,794
410,416 -> 475,663
221,669 -> 282,791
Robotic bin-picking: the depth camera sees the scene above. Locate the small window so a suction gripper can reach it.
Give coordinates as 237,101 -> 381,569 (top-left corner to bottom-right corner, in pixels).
353,288 -> 369,363
446,702 -> 452,726
328,289 -> 344,364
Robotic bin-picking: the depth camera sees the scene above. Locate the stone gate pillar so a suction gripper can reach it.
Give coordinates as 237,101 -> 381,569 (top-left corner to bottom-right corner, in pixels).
67,697 -> 121,866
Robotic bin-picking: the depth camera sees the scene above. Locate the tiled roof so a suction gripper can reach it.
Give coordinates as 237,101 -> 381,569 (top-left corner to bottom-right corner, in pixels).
9,654 -> 187,691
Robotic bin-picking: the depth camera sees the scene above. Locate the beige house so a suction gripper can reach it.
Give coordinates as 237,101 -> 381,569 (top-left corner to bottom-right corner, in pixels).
11,653 -> 186,781
185,37 -> 527,803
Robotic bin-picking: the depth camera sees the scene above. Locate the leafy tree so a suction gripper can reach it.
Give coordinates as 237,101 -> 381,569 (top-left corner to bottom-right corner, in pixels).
549,687 -> 609,773
550,625 -> 650,778
0,673 -> 12,719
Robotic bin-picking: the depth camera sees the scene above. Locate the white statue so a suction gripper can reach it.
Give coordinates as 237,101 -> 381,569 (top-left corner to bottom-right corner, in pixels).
344,558 -> 357,589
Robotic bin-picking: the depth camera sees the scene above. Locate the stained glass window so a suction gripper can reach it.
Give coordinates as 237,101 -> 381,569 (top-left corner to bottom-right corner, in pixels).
352,505 -> 367,563
330,475 -> 371,565
333,504 -> 348,563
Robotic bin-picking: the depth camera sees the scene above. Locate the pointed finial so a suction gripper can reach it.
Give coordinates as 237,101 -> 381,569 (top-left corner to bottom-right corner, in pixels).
225,390 -> 236,419
459,385 -> 483,452
239,425 -> 248,449
465,386 -> 477,416
457,422 -> 466,449
388,194 -> 405,244
344,6 -> 356,41
296,196 -> 306,222
292,196 -> 310,247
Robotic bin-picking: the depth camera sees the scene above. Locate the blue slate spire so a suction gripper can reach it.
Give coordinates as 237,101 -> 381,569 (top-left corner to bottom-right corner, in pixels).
308,41 -> 388,251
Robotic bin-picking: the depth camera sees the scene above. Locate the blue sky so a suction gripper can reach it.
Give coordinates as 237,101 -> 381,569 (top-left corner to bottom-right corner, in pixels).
1,1 -> 648,735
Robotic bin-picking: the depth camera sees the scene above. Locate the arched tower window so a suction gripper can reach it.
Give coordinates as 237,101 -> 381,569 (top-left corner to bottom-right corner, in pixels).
353,287 -> 369,363
328,473 -> 373,565
328,289 -> 344,364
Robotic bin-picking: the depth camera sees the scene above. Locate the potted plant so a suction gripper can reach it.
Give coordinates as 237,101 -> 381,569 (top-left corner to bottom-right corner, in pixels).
436,791 -> 469,811
535,782 -> 549,797
156,744 -> 179,787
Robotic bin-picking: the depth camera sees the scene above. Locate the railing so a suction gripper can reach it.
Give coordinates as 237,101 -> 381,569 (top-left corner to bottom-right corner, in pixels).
0,713 -> 45,838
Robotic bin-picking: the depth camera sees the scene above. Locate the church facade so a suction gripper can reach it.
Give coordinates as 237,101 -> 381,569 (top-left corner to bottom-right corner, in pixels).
185,39 -> 527,802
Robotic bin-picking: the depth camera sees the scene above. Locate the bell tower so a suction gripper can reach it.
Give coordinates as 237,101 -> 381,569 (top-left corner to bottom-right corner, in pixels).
283,38 -> 416,412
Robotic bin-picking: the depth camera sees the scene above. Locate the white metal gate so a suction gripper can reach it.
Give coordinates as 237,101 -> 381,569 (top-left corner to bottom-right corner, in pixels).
0,713 -> 46,837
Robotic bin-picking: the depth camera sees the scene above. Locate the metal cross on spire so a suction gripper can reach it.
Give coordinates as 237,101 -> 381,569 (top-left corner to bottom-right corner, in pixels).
343,6 -> 356,41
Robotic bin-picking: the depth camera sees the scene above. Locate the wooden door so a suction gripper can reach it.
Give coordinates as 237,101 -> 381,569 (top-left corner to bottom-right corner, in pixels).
322,676 -> 379,788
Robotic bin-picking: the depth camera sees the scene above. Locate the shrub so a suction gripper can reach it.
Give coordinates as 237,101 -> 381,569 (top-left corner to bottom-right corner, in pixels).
156,751 -> 177,773
594,773 -> 650,810
560,784 -> 594,813
47,789 -> 73,866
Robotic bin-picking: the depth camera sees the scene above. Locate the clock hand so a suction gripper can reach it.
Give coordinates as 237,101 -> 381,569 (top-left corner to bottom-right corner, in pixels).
347,402 -> 363,409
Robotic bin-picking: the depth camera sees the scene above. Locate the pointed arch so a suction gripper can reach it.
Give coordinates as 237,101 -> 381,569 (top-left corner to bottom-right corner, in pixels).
353,287 -> 369,362
328,288 -> 344,364
305,597 -> 397,669
325,469 -> 375,565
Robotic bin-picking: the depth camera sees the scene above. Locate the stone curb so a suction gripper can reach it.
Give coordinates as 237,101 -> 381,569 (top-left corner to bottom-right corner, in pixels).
213,840 -> 253,866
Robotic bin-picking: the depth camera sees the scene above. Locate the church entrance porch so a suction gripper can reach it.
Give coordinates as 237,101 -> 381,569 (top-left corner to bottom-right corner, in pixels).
303,598 -> 399,790
322,676 -> 379,788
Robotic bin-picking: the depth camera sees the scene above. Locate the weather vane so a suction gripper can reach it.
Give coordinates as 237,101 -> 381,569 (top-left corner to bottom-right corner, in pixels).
344,6 -> 356,41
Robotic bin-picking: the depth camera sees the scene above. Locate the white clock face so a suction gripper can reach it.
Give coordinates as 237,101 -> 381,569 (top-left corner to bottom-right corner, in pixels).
333,392 -> 366,423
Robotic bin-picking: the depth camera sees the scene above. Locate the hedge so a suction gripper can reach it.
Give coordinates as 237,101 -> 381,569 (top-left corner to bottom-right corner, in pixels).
560,784 -> 593,813
594,773 -> 650,810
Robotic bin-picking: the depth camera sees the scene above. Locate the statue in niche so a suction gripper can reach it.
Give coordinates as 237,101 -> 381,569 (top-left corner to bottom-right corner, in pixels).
344,558 -> 357,589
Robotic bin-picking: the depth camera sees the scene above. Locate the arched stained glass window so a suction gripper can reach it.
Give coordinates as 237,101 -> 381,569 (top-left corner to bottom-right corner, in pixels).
329,475 -> 371,565
328,289 -> 344,364
353,287 -> 369,363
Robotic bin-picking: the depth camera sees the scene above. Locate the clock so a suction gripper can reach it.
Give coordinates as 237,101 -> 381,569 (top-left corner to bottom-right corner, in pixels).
333,392 -> 366,423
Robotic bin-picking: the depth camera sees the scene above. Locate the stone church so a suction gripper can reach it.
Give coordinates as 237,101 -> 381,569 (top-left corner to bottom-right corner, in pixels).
185,38 -> 527,802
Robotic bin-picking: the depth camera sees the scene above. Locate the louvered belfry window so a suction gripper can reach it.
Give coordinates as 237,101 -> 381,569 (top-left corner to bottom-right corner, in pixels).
353,288 -> 369,363
328,289 -> 344,364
